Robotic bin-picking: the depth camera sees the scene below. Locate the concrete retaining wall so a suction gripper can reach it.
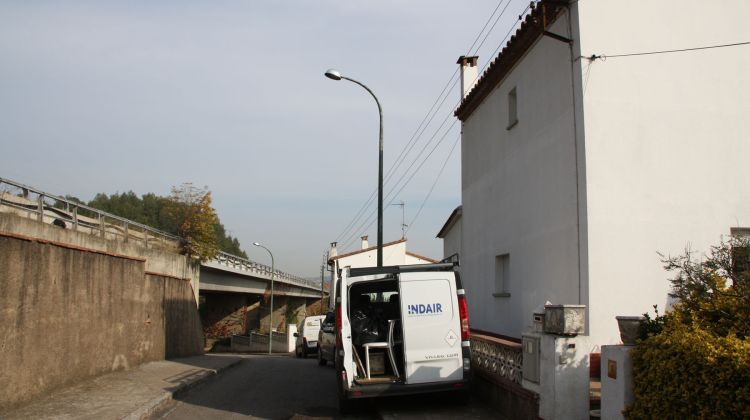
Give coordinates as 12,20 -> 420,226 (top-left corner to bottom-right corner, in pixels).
0,213 -> 203,411
0,211 -> 200,303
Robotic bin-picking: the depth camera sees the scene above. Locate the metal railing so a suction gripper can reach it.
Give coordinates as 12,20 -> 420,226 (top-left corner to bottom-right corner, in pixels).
471,333 -> 523,384
0,177 -> 180,249
231,331 -> 289,353
0,176 -> 321,289
213,251 -> 320,289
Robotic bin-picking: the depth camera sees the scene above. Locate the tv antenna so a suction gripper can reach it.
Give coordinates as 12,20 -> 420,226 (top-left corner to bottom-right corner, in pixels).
391,201 -> 407,239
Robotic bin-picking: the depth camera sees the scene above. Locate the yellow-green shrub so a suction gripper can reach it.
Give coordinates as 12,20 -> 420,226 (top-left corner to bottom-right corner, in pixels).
626,320 -> 750,419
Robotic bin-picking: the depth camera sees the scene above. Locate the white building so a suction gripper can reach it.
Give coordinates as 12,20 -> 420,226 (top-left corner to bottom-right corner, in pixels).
446,0 -> 750,345
436,205 -> 462,265
328,236 -> 437,286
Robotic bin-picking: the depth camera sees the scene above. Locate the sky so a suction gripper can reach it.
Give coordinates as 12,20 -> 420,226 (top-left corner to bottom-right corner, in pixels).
0,0 -> 530,277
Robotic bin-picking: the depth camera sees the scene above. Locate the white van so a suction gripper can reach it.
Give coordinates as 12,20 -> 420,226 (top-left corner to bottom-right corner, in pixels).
294,315 -> 326,357
333,263 -> 471,413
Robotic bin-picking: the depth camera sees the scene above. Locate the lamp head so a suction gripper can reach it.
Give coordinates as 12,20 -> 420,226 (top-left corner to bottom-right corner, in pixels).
324,69 -> 342,81
253,242 -> 261,246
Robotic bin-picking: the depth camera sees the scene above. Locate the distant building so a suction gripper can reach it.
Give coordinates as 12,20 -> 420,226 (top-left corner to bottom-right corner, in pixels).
436,205 -> 462,266
327,236 -> 437,286
446,0 -> 750,345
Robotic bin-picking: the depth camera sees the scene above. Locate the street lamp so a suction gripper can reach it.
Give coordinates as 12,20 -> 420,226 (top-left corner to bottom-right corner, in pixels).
324,68 -> 384,267
253,242 -> 275,355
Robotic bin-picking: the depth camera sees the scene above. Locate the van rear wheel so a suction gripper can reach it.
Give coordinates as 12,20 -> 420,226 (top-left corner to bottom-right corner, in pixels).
452,389 -> 470,405
317,346 -> 326,365
338,395 -> 360,415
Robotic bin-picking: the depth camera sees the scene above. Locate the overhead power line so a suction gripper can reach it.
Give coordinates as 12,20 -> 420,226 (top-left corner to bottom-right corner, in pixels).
333,1 -> 510,246
405,133 -> 461,236
470,0 -> 514,57
333,0 -> 537,253
586,41 -> 750,60
339,121 -> 459,251
331,70 -> 458,244
396,1 -> 536,238
465,0 -> 509,55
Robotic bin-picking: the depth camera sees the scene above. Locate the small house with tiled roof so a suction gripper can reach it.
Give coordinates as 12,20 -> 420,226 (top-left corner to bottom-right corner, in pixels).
327,236 -> 437,286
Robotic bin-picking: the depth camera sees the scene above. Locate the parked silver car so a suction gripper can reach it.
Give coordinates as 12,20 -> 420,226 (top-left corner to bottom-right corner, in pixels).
317,311 -> 336,366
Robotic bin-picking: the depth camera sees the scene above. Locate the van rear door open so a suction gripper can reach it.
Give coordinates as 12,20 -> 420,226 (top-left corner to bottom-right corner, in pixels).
398,271 -> 463,384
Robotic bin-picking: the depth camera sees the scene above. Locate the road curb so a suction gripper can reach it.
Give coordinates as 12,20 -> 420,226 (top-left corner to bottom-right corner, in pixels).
123,358 -> 244,420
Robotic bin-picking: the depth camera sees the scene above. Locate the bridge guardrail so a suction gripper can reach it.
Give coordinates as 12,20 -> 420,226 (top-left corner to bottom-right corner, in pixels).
213,251 -> 320,289
0,177 -> 181,249
0,176 -> 320,290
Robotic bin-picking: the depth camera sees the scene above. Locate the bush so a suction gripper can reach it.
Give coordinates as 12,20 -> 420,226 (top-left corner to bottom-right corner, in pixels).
626,237 -> 750,418
662,236 -> 750,339
638,304 -> 669,340
627,323 -> 750,419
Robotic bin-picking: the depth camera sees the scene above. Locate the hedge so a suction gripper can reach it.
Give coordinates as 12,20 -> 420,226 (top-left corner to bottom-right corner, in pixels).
626,323 -> 750,419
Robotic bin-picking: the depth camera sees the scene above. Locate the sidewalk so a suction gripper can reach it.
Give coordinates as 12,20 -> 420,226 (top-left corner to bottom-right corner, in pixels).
1,354 -> 244,420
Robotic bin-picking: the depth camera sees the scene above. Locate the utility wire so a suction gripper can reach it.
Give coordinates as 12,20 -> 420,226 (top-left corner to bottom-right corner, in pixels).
586,41 -> 750,60
334,0 -> 535,252
405,133 -> 461,235
398,1 -> 536,235
332,1 -> 514,247
332,69 -> 459,244
475,1 -> 534,76
339,119 -> 458,250
332,66 -> 461,244
465,0 -> 508,55
339,120 -> 459,251
471,0 -> 514,57
338,107 -> 458,250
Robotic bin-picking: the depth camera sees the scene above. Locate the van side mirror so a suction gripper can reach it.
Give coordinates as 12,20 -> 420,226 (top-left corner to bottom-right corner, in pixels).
293,332 -> 299,337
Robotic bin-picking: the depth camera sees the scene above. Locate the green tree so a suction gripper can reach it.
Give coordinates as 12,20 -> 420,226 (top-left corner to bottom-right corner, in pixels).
163,184 -> 219,263
213,222 -> 248,258
85,186 -> 247,258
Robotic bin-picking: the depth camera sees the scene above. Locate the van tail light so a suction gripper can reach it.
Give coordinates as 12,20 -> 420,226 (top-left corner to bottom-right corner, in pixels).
458,292 -> 470,341
335,303 -> 342,348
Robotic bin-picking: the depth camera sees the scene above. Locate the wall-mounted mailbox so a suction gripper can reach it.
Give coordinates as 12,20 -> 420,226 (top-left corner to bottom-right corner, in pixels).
543,304 -> 586,336
533,312 -> 545,333
522,335 -> 540,383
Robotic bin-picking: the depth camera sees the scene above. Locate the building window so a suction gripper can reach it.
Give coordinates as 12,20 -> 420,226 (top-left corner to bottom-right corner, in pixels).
493,254 -> 510,297
507,87 -> 518,130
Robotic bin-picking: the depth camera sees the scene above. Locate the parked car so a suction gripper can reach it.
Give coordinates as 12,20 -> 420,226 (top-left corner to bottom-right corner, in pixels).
333,263 -> 472,413
317,311 -> 336,366
294,315 -> 326,358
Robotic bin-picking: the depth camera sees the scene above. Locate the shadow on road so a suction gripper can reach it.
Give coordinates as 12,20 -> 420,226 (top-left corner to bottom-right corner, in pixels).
170,353 -> 497,420
169,354 -> 375,419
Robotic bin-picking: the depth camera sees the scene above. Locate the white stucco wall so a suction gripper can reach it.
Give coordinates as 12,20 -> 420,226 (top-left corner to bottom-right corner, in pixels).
576,0 -> 750,343
330,241 -> 435,281
335,242 -> 407,270
460,14 -> 581,338
441,217 -> 462,261
404,253 -> 434,265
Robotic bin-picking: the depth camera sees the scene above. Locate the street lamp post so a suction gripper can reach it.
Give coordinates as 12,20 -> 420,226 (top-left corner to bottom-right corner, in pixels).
253,242 -> 275,355
324,68 -> 384,267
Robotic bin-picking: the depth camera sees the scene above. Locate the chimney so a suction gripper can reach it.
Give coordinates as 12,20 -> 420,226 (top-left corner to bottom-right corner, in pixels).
457,55 -> 479,100
360,235 -> 369,250
329,242 -> 338,259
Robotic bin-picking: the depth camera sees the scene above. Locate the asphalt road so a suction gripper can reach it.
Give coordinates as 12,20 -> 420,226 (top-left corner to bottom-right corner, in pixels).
162,353 -> 499,420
